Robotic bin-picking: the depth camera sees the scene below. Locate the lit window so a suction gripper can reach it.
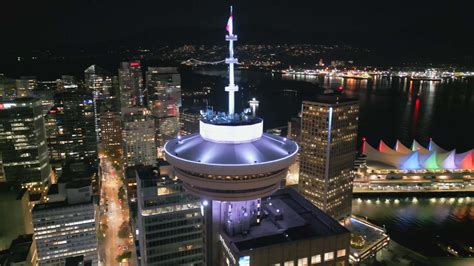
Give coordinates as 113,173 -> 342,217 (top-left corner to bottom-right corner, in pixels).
284,261 -> 294,266
311,255 -> 321,264
273,264 -> 281,266
337,249 -> 346,258
298,258 -> 308,266
324,252 -> 334,261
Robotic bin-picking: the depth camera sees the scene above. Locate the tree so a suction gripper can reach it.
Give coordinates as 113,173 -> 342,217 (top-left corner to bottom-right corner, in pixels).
118,186 -> 126,201
116,251 -> 132,262
112,162 -> 121,171
118,222 -> 130,239
97,223 -> 108,241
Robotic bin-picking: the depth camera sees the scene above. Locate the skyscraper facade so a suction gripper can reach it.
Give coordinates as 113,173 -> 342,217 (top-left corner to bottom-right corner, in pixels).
99,109 -> 123,159
15,77 -> 37,98
84,65 -> 115,142
119,61 -> 143,109
135,164 -> 204,265
298,94 -> 359,221
286,116 -> 302,186
0,98 -> 51,188
146,67 -> 181,149
47,92 -> 97,162
122,107 -> 156,167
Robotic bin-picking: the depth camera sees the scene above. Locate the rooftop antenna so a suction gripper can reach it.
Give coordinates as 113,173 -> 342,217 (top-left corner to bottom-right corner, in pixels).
225,6 -> 238,115
249,98 -> 259,117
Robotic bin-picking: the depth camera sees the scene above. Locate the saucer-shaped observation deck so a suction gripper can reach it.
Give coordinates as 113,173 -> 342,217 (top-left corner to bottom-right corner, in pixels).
164,117 -> 298,201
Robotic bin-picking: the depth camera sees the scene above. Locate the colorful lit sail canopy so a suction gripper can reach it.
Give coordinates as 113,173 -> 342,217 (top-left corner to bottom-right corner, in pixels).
363,139 -> 473,170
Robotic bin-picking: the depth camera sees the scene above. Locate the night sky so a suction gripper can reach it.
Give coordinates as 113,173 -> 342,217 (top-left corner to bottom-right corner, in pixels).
1,0 -> 472,60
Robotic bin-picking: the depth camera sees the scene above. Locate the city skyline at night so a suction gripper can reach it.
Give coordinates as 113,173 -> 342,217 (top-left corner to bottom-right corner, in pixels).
0,4 -> 473,266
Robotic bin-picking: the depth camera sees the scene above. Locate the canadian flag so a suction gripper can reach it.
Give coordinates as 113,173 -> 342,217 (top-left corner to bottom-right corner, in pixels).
226,15 -> 233,35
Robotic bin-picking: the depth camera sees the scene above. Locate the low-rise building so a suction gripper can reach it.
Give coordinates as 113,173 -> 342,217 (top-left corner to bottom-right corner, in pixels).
32,180 -> 98,265
0,183 -> 33,251
218,188 -> 350,266
0,234 -> 37,266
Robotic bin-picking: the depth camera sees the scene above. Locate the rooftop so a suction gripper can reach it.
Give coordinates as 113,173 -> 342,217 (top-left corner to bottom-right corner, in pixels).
226,188 -> 349,252
165,133 -> 297,166
65,179 -> 92,189
32,197 -> 93,212
303,90 -> 358,105
132,165 -> 179,189
0,234 -> 33,264
0,182 -> 26,200
65,255 -> 92,266
0,97 -> 42,108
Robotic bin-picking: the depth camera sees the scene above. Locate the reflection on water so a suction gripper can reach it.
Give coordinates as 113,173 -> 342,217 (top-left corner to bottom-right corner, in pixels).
352,196 -> 474,257
184,69 -> 474,151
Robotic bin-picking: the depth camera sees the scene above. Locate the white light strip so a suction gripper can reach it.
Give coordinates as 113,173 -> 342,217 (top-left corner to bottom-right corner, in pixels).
199,121 -> 263,143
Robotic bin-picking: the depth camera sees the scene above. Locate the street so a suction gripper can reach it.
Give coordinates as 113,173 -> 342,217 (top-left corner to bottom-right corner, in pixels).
98,156 -> 135,266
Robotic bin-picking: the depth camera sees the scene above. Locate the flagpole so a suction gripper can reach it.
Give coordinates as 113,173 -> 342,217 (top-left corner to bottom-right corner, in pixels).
225,5 -> 238,115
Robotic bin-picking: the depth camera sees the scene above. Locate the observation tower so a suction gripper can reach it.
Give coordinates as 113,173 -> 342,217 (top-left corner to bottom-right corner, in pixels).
164,7 -> 298,265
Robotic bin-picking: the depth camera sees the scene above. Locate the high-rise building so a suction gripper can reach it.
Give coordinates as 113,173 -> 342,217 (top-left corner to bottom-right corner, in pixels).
146,67 -> 181,115
16,77 -> 37,98
146,67 -> 181,149
298,93 -> 359,221
32,180 -> 98,265
286,116 -> 302,186
0,183 -> 33,251
156,116 -> 179,150
99,109 -> 123,159
0,74 -> 17,99
84,65 -> 113,98
119,61 -> 143,109
287,116 -> 301,143
0,75 -> 36,99
180,107 -> 202,136
122,107 -> 156,167
57,75 -> 79,92
0,98 -> 51,188
135,163 -> 204,265
84,65 -> 116,142
44,108 -> 61,161
46,92 -> 97,162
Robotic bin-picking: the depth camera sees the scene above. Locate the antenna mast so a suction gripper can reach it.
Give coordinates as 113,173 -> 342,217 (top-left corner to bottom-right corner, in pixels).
225,6 -> 238,115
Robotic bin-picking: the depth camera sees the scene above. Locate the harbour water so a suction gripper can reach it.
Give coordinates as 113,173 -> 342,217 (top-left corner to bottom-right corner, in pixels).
352,195 -> 474,258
